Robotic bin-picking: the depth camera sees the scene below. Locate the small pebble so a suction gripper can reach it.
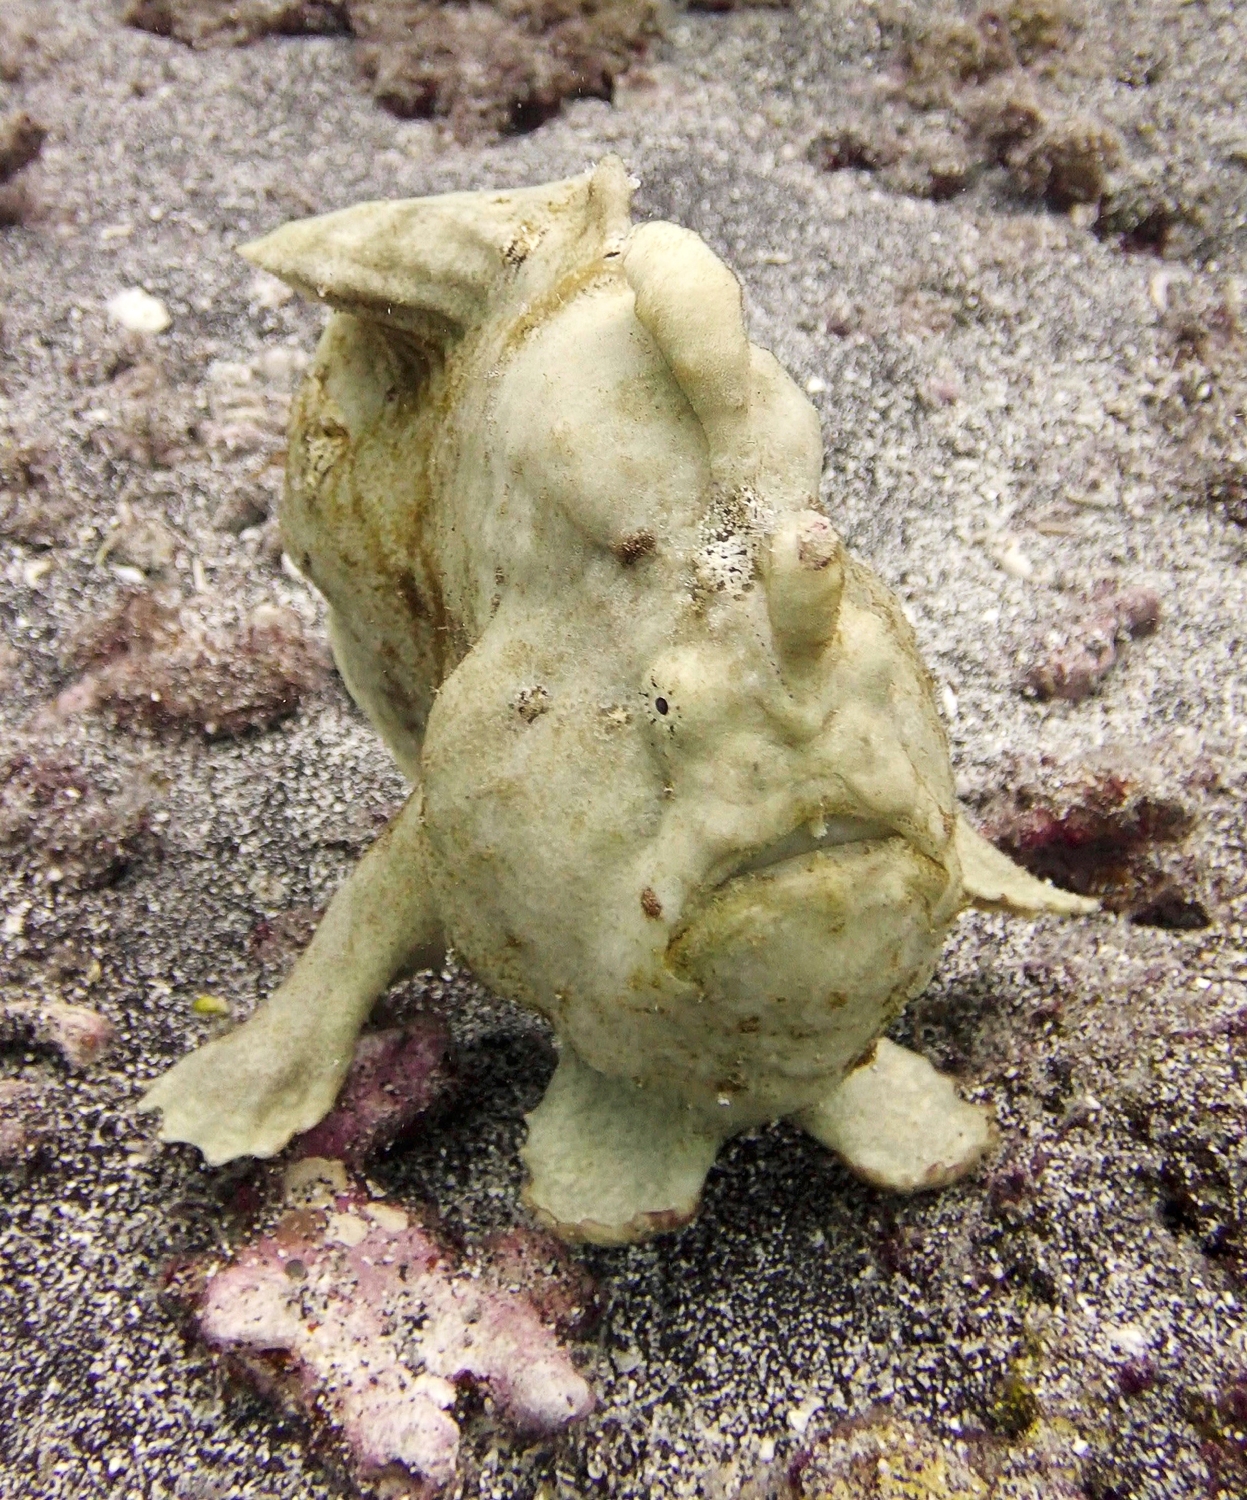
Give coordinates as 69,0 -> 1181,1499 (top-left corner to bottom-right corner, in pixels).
989,536 -> 1035,581
191,994 -> 230,1017
105,287 -> 171,334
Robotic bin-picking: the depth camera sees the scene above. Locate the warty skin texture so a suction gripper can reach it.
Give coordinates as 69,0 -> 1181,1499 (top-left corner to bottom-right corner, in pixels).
140,157 -> 1095,1244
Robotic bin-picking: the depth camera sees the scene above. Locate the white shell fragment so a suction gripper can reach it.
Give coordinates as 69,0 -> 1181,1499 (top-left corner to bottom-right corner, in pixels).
989,532 -> 1035,580
105,286 -> 171,333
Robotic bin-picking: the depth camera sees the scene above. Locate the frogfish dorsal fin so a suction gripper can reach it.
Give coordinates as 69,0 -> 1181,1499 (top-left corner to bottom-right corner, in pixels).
240,155 -> 634,353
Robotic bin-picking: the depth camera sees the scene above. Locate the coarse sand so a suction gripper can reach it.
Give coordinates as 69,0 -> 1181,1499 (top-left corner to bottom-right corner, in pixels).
0,2 -> 1245,1497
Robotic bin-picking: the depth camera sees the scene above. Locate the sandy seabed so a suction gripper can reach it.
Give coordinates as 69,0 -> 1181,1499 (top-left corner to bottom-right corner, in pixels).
0,2 -> 1245,1497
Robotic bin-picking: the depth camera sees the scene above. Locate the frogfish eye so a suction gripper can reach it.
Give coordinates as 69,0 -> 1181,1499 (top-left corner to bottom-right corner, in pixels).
655,697 -> 669,716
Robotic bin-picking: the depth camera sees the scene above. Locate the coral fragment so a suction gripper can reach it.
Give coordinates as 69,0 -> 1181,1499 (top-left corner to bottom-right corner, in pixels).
176,1182 -> 594,1494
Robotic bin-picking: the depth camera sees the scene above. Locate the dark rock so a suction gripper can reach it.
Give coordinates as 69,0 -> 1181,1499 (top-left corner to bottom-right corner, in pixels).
0,111 -> 44,183
291,1019 -> 455,1168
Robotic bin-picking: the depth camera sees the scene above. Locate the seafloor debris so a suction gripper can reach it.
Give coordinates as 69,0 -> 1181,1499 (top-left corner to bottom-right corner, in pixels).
971,754 -> 1209,927
0,110 -> 44,182
124,0 -> 660,139
123,0 -> 351,47
290,1019 -> 455,1168
0,748 -> 159,889
55,591 -> 327,738
104,516 -> 177,577
808,3 -> 1176,231
151,974 -> 589,1494
1006,113 -> 1122,210
86,349 -> 196,470
0,108 -> 44,224
211,481 -> 276,534
1021,583 -> 1160,702
896,9 -> 1018,105
352,0 -> 658,139
0,1077 -> 43,1166
201,357 -> 291,458
0,432 -> 78,549
0,971 -> 105,1181
778,1408 -> 1089,1498
1153,280 -> 1247,528
808,120 -> 901,176
0,998 -> 114,1069
166,1176 -> 596,1496
105,287 -> 172,336
201,357 -> 295,555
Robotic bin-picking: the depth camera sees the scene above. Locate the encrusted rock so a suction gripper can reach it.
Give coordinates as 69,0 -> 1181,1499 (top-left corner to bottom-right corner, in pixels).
125,0 -> 659,140
1022,584 -> 1160,702
172,1183 -> 595,1495
970,751 -> 1208,925
56,591 -> 327,739
0,999 -> 114,1069
0,746 -> 159,889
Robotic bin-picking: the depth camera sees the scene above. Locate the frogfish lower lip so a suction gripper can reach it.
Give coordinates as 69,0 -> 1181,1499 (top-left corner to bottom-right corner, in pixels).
719,814 -> 897,885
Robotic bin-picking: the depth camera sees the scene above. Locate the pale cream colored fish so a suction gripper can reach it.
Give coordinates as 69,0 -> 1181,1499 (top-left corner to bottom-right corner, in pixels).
140,158 -> 1094,1244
